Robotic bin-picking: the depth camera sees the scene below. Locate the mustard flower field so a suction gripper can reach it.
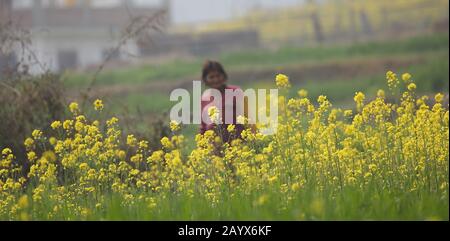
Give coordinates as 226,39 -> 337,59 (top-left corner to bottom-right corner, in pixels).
0,71 -> 448,220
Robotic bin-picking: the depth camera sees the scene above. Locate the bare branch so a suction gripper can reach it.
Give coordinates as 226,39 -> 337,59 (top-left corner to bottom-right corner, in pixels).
80,9 -> 167,108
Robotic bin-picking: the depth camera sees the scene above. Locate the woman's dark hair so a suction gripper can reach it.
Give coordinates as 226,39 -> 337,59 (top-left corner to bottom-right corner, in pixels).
202,60 -> 228,82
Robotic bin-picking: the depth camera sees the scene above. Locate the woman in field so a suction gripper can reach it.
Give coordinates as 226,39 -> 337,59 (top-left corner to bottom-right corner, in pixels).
199,60 -> 248,143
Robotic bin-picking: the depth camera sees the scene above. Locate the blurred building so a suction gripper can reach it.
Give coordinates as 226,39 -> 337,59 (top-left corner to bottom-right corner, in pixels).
0,0 -> 12,23
9,0 -> 170,73
0,0 -> 15,76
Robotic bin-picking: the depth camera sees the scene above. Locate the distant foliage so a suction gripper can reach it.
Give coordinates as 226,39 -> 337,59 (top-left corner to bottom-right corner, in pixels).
0,73 -> 66,165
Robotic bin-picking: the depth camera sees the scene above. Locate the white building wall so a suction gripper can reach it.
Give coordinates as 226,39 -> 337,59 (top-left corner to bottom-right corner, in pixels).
21,29 -> 140,74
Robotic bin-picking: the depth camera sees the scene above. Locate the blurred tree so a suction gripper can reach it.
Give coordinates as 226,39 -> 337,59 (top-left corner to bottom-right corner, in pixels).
332,0 -> 343,40
360,9 -> 373,37
307,0 -> 324,43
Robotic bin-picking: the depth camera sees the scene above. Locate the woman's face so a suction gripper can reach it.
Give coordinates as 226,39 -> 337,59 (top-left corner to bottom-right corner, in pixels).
205,71 -> 226,89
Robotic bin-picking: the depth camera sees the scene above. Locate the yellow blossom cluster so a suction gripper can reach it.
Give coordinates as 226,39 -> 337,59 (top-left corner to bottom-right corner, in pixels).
0,71 -> 448,220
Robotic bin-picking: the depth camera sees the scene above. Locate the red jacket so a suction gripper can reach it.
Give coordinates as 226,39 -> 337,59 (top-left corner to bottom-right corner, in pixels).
200,84 -> 245,142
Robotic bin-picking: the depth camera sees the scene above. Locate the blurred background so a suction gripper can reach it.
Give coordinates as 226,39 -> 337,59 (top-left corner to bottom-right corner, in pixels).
0,0 -> 449,155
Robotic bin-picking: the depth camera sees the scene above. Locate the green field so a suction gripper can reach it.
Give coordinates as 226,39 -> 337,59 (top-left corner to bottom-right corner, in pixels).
62,33 -> 449,145
1,32 -> 448,221
19,185 -> 447,220
64,33 -> 449,88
